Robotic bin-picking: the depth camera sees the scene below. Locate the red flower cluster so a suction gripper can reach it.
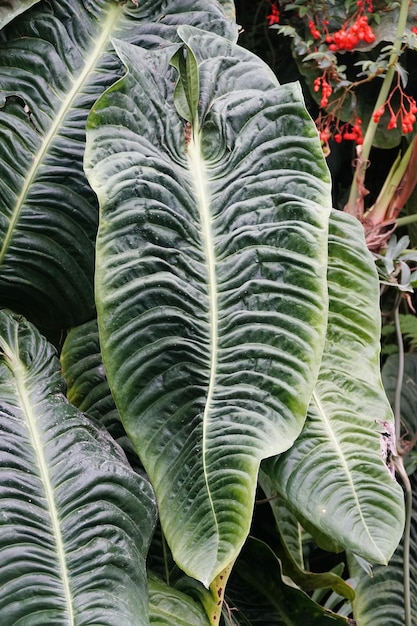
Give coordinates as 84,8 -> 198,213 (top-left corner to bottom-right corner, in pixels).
356,0 -> 373,11
326,15 -> 375,51
266,1 -> 280,26
317,113 -> 364,155
313,75 -> 332,108
372,74 -> 417,135
372,105 -> 385,124
373,96 -> 417,134
340,118 -> 363,144
402,102 -> 417,133
308,19 -> 321,40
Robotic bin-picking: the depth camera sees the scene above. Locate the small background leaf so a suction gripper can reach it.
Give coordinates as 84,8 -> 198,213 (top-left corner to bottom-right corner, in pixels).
60,318 -> 141,467
149,575 -> 210,626
61,319 -> 122,439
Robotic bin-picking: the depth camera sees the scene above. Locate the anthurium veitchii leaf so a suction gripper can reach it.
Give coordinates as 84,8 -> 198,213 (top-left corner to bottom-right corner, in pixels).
263,209 -> 405,565
0,309 -> 157,623
84,26 -> 332,585
0,0 -> 236,329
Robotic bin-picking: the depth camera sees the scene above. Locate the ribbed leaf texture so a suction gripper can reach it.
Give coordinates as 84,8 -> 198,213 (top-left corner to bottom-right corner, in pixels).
0,309 -> 157,624
60,318 -> 142,468
60,319 -> 121,438
263,210 -> 405,565
0,0 -> 236,328
348,475 -> 417,624
148,576 -> 210,626
85,27 -> 331,585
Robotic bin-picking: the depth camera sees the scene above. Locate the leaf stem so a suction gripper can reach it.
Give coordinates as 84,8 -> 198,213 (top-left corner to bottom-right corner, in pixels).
345,0 -> 409,213
395,213 -> 417,228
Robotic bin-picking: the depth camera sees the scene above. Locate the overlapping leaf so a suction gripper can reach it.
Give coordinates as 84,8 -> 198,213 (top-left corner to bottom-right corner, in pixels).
348,474 -> 417,624
148,576 -> 210,626
0,0 -> 236,328
263,210 -> 405,564
60,318 -> 143,468
85,26 -> 332,584
0,309 -> 157,624
60,319 -> 121,436
232,538 -> 353,625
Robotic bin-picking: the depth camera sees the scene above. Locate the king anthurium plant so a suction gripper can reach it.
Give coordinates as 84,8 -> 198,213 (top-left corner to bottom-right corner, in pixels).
0,0 -> 413,624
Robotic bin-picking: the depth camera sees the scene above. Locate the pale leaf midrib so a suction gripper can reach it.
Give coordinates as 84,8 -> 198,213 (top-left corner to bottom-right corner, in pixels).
0,4 -> 121,267
312,389 -> 384,560
9,330 -> 74,623
187,129 -> 219,577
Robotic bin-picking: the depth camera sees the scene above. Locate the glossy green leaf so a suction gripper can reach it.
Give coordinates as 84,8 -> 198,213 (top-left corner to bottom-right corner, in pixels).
0,0 -> 40,29
258,475 -> 354,601
348,475 -> 417,625
60,317 -> 142,468
0,309 -> 157,624
61,319 -> 121,438
268,490 -> 305,569
149,575 -> 210,626
263,210 -> 405,565
0,0 -> 236,328
85,27 -> 331,585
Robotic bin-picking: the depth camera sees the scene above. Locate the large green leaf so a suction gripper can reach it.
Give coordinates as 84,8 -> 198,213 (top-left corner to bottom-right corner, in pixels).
0,309 -> 157,624
263,210 -> 405,564
0,0 -> 236,329
85,26 -> 332,584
